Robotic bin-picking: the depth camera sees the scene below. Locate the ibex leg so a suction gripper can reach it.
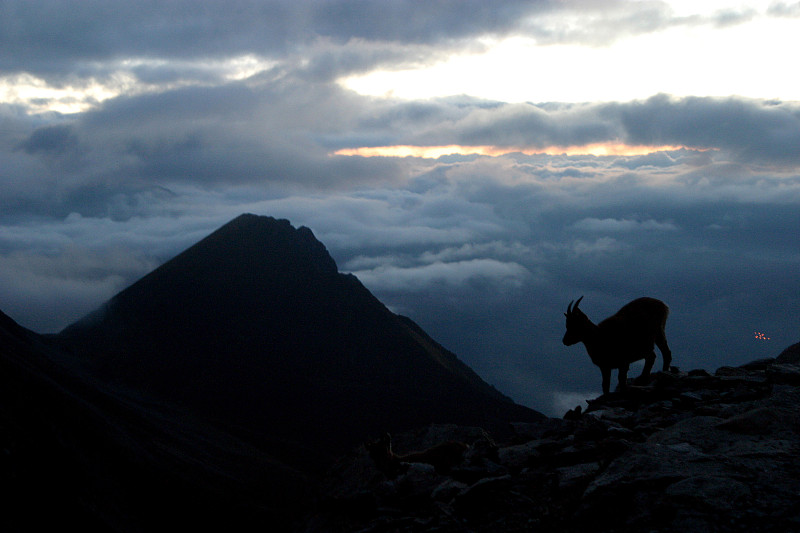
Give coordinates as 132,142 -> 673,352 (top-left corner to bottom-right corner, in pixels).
617,364 -> 629,391
655,328 -> 672,371
601,367 -> 612,395
635,351 -> 656,385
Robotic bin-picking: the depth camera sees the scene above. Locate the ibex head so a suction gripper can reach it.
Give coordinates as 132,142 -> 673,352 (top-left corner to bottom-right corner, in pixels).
562,296 -> 589,346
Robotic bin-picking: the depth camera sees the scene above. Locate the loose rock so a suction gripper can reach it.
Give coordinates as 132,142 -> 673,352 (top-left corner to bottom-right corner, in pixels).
304,354 -> 800,532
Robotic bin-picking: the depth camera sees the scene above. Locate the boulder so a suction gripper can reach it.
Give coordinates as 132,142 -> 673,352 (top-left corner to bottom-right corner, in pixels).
306,356 -> 800,532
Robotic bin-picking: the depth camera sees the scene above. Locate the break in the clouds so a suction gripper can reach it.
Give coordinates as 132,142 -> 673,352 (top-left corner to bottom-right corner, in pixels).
4,1 -> 800,109
1,1 -> 799,416
1,0 -> 703,77
0,0 -> 551,105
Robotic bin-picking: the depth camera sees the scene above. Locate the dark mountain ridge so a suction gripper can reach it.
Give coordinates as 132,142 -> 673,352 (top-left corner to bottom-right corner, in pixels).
56,214 -> 541,468
0,307 -> 312,531
1,214 -> 798,530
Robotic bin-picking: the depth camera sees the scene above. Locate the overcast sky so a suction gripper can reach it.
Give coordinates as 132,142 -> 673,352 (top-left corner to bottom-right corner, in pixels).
2,0 -> 798,415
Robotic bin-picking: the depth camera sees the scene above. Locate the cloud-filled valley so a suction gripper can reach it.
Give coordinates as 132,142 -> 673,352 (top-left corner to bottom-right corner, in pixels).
1,0 -> 799,415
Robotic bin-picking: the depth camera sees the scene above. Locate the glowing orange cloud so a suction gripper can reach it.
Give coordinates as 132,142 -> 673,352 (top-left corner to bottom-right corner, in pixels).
334,143 -> 690,158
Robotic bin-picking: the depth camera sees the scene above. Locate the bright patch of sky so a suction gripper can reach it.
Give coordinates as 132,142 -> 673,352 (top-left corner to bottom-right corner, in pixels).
3,2 -> 796,116
343,2 -> 800,103
334,143 -> 691,158
0,55 -> 274,114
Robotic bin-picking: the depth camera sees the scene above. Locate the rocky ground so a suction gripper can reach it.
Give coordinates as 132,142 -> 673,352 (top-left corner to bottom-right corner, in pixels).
302,344 -> 800,532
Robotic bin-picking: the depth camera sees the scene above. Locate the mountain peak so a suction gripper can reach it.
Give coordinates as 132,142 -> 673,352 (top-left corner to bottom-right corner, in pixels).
154,213 -> 338,280
219,214 -> 336,273
57,214 -> 541,468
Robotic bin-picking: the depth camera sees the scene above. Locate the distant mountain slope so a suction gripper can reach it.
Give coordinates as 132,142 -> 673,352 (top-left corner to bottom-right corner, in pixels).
57,214 -> 542,468
0,308 -> 309,531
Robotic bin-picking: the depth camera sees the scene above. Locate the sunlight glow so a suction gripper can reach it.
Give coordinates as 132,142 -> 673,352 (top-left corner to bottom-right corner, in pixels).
342,7 -> 800,103
2,56 -> 275,115
0,72 -> 128,114
334,143 -> 690,158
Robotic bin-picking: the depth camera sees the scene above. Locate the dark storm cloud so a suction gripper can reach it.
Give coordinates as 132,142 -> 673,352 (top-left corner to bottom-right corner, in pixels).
0,0 -> 552,79
2,1 -> 295,73
308,0 -> 551,43
18,124 -> 78,154
610,95 -> 800,164
371,96 -> 800,164
2,78 -> 416,219
434,102 -> 617,148
2,0 -> 772,85
7,86 -> 798,236
4,81 -> 798,233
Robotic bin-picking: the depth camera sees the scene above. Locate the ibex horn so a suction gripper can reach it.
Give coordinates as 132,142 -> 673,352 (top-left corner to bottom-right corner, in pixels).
574,295 -> 584,310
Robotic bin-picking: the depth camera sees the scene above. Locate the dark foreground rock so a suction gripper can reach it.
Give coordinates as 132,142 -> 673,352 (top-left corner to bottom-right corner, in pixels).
303,356 -> 800,532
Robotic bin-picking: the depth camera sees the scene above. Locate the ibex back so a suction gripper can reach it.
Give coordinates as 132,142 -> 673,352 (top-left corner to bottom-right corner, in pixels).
563,296 -> 672,394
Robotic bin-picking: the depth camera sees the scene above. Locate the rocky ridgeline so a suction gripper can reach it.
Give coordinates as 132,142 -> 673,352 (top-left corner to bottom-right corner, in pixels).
303,344 -> 800,532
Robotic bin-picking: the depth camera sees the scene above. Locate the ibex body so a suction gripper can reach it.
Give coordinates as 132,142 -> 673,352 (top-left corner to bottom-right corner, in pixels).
563,296 -> 672,394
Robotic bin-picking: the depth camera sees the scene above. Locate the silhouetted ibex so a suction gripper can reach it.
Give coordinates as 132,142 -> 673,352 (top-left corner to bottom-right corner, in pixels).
366,433 -> 468,479
563,296 -> 672,394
